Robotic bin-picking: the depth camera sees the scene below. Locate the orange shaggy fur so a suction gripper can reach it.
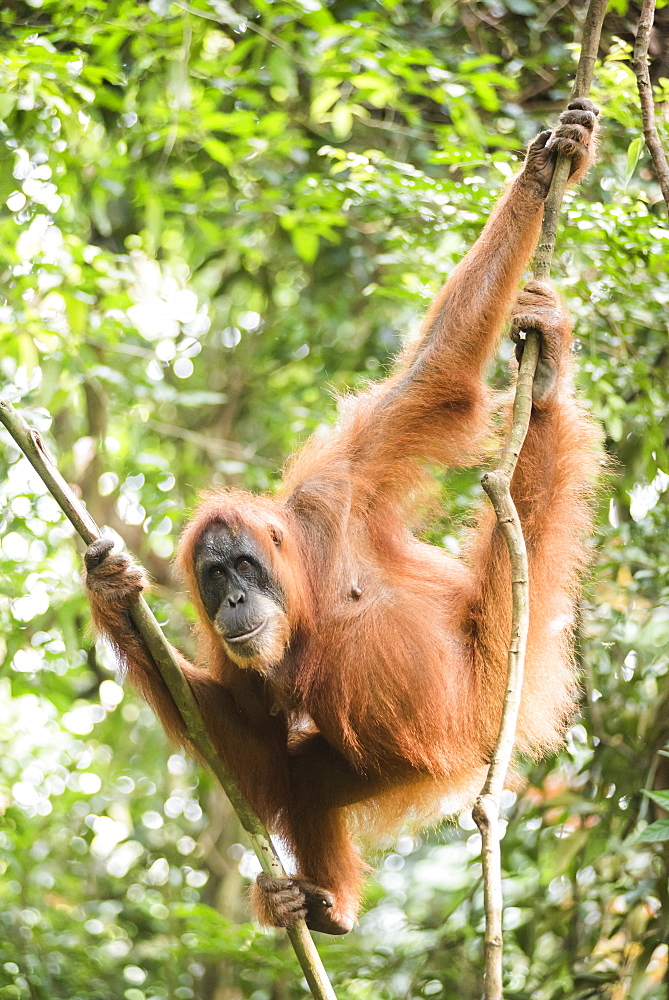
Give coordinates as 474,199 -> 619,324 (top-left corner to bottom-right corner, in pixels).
85,103 -> 602,933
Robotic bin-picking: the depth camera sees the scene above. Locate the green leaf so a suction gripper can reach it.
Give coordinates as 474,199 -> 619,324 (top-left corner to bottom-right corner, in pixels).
268,49 -> 298,98
0,93 -> 17,122
331,102 -> 353,139
311,88 -> 340,120
636,819 -> 669,842
624,136 -> 643,187
65,297 -> 88,336
642,788 -> 669,809
202,137 -> 233,166
291,228 -> 319,263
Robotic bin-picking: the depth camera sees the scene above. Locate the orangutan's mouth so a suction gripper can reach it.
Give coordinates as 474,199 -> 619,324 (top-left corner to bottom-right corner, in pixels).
225,619 -> 268,644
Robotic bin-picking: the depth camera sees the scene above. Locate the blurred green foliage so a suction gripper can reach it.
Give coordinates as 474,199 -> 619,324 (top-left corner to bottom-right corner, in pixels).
1,1 -> 669,998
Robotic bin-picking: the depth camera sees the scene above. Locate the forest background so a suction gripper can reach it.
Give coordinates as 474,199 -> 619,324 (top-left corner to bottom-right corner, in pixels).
0,1 -> 668,998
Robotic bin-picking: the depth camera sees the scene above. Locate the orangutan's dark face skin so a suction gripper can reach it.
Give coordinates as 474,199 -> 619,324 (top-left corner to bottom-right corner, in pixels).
193,524 -> 288,666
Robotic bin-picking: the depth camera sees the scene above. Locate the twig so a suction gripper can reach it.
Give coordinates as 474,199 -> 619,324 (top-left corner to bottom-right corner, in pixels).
633,0 -> 669,213
0,398 -> 336,1000
472,2 -> 607,997
172,0 -> 309,69
146,418 -> 275,467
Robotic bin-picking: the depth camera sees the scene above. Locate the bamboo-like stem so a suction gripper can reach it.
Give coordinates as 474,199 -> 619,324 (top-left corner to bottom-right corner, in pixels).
633,0 -> 669,214
0,398 -> 336,1000
472,3 -> 607,997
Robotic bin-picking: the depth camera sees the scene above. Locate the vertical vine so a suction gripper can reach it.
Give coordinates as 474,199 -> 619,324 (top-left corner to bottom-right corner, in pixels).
472,3 -> 608,997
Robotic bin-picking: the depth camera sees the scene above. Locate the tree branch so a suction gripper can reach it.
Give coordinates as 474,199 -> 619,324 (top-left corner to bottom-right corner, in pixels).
0,397 -> 337,1000
633,0 -> 669,214
472,2 -> 607,996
